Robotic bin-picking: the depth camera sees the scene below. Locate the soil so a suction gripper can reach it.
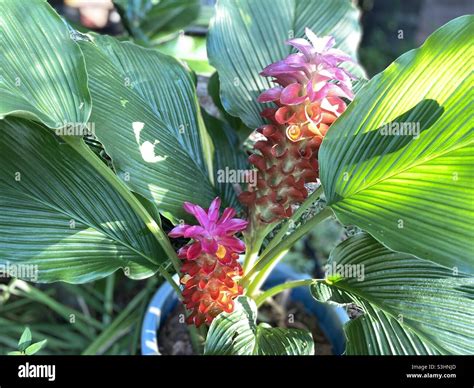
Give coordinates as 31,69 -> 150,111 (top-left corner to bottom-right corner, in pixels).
158,290 -> 333,355
158,304 -> 194,355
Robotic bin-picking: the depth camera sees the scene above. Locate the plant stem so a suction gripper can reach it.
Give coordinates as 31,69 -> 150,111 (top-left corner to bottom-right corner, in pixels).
254,279 -> 318,307
103,273 -> 115,325
245,251 -> 287,297
243,186 -> 323,292
242,207 -> 333,294
187,324 -> 205,355
263,185 -> 324,254
63,136 -> 181,273
242,225 -> 270,273
157,266 -> 182,299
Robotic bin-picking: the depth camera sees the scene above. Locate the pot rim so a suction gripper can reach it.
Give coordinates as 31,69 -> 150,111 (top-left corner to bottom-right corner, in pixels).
141,263 -> 349,355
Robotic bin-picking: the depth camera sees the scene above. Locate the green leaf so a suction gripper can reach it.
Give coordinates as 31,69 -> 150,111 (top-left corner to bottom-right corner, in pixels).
0,118 -> 165,283
207,0 -> 365,129
82,283 -> 154,355
78,34 -> 217,221
202,110 -> 250,209
342,301 -> 440,355
205,296 -> 314,355
18,327 -> 32,352
114,0 -> 200,43
204,296 -> 257,355
0,0 -> 91,129
7,351 -> 24,356
320,16 -> 474,272
24,339 -> 47,355
255,324 -> 314,355
155,35 -> 215,76
311,234 -> 474,355
207,72 -> 253,142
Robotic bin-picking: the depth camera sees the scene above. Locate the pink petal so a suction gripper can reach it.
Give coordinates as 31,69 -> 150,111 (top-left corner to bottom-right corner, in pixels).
183,202 -> 209,228
177,246 -> 189,258
219,208 -> 236,224
284,53 -> 308,65
261,61 -> 294,77
183,201 -> 196,215
207,197 -> 221,224
327,83 -> 353,100
280,83 -> 306,105
258,87 -> 282,103
284,54 -> 313,77
273,74 -> 304,87
183,225 -> 206,239
275,106 -> 296,124
324,49 -> 353,64
305,29 -> 335,53
219,236 -> 246,252
307,74 -> 331,102
286,38 -> 315,60
261,62 -> 307,83
201,238 -> 218,254
186,242 -> 202,260
218,219 -> 248,234
168,224 -> 190,238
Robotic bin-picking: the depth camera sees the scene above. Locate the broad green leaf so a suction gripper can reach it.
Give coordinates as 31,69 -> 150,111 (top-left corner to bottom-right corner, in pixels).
114,0 -> 200,44
18,327 -> 32,352
155,35 -> 215,76
25,339 -> 47,355
205,296 -> 314,355
320,16 -> 474,272
207,72 -> 253,142
78,34 -> 218,221
207,0 -> 364,129
0,118 -> 165,283
341,301 -> 440,355
0,0 -> 91,128
202,110 -> 249,209
205,296 -> 257,355
255,324 -> 314,356
311,234 -> 474,355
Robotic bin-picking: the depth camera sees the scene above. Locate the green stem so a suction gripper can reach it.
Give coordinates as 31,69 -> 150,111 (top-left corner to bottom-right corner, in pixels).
245,251 -> 287,297
263,185 -> 324,254
242,207 -> 333,294
187,324 -> 205,355
254,279 -> 317,307
157,266 -> 182,299
242,226 -> 270,273
64,136 -> 181,273
103,273 -> 115,325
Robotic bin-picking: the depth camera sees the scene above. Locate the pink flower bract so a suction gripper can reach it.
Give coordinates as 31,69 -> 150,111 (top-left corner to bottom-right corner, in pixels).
168,197 -> 248,262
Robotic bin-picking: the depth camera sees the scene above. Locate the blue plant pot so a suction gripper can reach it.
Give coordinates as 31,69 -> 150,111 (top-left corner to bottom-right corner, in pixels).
141,263 -> 348,355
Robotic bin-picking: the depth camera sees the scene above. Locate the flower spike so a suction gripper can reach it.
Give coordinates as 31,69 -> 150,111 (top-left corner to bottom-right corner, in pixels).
169,198 -> 247,326
240,29 -> 355,228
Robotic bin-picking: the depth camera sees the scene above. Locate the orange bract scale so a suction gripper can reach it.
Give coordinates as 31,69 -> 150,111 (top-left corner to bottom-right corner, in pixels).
180,252 -> 243,327
239,30 -> 354,228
